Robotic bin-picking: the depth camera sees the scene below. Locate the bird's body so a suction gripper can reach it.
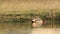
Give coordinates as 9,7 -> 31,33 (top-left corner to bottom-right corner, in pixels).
31,17 -> 46,27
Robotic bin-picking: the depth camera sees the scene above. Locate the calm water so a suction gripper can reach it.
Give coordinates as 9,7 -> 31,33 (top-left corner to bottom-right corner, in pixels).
0,22 -> 60,34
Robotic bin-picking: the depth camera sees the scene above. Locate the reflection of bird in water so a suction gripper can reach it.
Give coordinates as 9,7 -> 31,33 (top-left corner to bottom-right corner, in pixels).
31,17 -> 46,27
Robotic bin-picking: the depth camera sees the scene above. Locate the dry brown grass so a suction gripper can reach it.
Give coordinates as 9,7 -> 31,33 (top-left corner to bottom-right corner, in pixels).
0,0 -> 60,11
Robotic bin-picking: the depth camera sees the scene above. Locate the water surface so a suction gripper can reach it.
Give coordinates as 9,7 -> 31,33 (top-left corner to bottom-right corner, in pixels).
0,22 -> 60,34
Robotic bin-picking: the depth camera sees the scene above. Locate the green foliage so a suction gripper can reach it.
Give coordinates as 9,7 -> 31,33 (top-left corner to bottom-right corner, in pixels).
0,9 -> 60,23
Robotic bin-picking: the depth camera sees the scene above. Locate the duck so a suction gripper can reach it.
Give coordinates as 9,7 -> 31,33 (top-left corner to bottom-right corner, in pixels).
31,17 -> 46,27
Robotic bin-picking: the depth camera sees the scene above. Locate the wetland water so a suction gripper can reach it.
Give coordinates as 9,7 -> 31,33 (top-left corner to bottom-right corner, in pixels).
0,22 -> 60,34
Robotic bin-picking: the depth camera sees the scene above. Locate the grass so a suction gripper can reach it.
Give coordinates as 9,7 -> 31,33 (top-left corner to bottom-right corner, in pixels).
0,9 -> 60,23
